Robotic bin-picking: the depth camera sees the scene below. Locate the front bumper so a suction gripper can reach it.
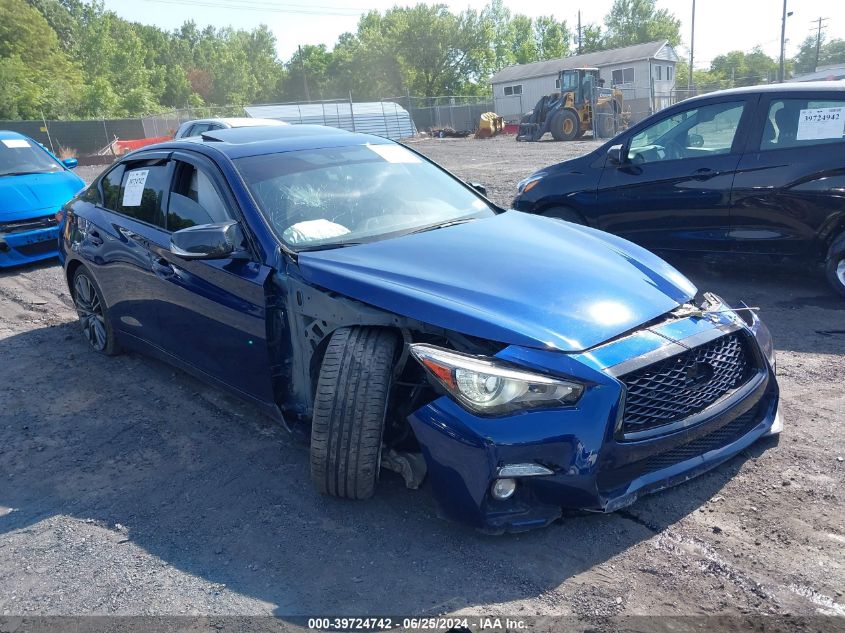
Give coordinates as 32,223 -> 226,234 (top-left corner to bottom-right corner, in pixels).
407,311 -> 780,533
0,221 -> 60,267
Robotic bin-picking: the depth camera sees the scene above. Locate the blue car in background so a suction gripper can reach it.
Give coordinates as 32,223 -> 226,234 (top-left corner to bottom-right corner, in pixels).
59,125 -> 780,533
0,130 -> 85,267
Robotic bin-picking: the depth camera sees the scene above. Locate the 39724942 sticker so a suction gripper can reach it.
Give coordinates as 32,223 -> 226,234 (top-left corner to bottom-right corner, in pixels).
796,106 -> 844,141
122,169 -> 149,207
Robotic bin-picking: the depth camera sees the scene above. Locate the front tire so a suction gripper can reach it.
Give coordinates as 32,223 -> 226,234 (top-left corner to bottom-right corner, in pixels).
825,236 -> 845,298
310,327 -> 398,500
72,266 -> 119,355
550,109 -> 580,141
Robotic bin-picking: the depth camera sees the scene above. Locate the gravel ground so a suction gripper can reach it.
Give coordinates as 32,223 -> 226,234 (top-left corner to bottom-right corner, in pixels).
0,135 -> 843,623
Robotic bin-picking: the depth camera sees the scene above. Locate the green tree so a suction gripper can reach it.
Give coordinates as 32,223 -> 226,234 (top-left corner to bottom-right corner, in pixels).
603,0 -> 681,48
507,14 -> 537,65
0,0 -> 82,118
579,24 -> 605,54
710,47 -> 779,87
793,35 -> 845,75
284,44 -> 332,101
534,16 -> 570,60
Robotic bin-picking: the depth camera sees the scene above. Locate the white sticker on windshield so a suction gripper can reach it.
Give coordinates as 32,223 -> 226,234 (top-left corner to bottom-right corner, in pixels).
796,107 -> 844,140
122,169 -> 149,207
2,139 -> 30,148
367,144 -> 421,164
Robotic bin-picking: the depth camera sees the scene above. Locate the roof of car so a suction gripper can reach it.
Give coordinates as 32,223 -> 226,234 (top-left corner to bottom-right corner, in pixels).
183,117 -> 287,127
157,124 -> 394,159
682,80 -> 845,103
0,130 -> 29,141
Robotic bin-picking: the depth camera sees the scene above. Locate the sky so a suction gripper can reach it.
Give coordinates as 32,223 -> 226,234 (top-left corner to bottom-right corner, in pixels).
103,0 -> 844,69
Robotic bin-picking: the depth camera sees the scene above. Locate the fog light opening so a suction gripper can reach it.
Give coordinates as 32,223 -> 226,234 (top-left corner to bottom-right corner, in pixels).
491,477 -> 517,500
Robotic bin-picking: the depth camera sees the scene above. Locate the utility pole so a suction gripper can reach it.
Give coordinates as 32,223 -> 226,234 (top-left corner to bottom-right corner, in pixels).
688,0 -> 695,94
778,0 -> 791,82
298,44 -> 311,102
577,11 -> 582,56
812,17 -> 829,71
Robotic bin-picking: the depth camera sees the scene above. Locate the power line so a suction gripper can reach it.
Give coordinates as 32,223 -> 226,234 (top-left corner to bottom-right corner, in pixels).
137,0 -> 365,15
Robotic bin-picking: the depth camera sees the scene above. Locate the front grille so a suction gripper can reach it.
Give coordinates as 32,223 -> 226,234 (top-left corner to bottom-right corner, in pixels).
597,404 -> 763,491
640,405 -> 761,472
0,215 -> 58,234
620,333 -> 753,435
15,239 -> 57,257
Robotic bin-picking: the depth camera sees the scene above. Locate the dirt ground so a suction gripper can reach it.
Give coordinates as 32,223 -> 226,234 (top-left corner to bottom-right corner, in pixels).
0,135 -> 843,624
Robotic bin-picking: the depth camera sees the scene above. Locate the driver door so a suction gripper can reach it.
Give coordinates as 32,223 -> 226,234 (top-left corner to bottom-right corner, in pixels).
595,96 -> 755,252
145,151 -> 276,405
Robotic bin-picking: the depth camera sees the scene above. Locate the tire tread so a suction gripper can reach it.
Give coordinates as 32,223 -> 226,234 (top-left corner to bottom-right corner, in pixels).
310,327 -> 397,499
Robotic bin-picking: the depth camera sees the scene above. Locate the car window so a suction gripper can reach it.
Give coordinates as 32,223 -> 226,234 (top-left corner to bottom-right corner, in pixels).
760,98 -> 845,150
167,161 -> 232,231
235,144 -> 495,250
189,123 -> 212,136
100,164 -> 125,208
116,161 -> 169,228
628,101 -> 745,164
0,137 -> 63,176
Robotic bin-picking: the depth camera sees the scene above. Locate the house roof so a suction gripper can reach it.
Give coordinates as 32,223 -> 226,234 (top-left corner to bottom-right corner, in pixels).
490,40 -> 672,84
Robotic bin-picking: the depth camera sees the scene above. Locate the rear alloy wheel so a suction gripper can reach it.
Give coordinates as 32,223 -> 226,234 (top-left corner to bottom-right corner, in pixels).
72,267 -> 119,355
310,327 -> 398,500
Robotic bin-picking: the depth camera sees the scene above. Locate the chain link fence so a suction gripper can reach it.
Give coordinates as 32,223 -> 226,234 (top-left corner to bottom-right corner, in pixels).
3,86 -> 725,161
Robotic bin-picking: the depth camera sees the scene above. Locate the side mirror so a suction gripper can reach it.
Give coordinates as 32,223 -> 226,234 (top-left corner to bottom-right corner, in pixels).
469,182 -> 488,196
62,157 -> 78,169
606,144 -> 625,165
170,220 -> 247,260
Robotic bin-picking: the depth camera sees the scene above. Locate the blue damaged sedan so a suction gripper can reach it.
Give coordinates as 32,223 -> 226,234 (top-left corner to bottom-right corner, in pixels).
0,131 -> 84,267
58,125 -> 780,533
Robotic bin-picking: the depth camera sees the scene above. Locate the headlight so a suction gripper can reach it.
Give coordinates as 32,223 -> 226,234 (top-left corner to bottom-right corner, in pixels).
516,173 -> 545,195
409,344 -> 584,416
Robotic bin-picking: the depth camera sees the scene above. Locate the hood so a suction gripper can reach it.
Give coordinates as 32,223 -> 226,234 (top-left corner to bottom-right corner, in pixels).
0,171 -> 86,220
297,211 -> 697,352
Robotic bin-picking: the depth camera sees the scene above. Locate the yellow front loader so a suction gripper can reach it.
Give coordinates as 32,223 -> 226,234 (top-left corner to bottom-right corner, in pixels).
517,68 -> 624,142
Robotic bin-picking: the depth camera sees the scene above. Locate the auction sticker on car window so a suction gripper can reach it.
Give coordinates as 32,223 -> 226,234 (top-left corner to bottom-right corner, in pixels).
367,144 -> 421,163
2,139 -> 30,148
122,169 -> 149,207
796,107 -> 844,140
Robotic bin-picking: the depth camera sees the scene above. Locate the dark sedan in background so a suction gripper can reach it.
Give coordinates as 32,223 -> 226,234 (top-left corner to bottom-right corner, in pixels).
513,82 -> 845,296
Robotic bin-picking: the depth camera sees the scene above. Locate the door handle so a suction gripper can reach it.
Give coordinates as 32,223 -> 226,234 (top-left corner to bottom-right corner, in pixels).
152,256 -> 176,278
692,168 -> 719,180
88,230 -> 103,246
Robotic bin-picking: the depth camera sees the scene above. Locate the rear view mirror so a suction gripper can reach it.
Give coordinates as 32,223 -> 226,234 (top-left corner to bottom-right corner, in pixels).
606,144 -> 625,165
469,182 -> 488,196
62,157 -> 78,169
170,220 -> 247,260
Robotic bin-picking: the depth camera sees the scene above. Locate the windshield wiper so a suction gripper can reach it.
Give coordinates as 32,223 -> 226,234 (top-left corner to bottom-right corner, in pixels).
404,217 -> 477,236
294,241 -> 366,253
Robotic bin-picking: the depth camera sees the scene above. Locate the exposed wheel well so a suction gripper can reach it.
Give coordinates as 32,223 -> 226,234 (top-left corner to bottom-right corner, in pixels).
308,325 -> 407,401
823,222 -> 845,258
